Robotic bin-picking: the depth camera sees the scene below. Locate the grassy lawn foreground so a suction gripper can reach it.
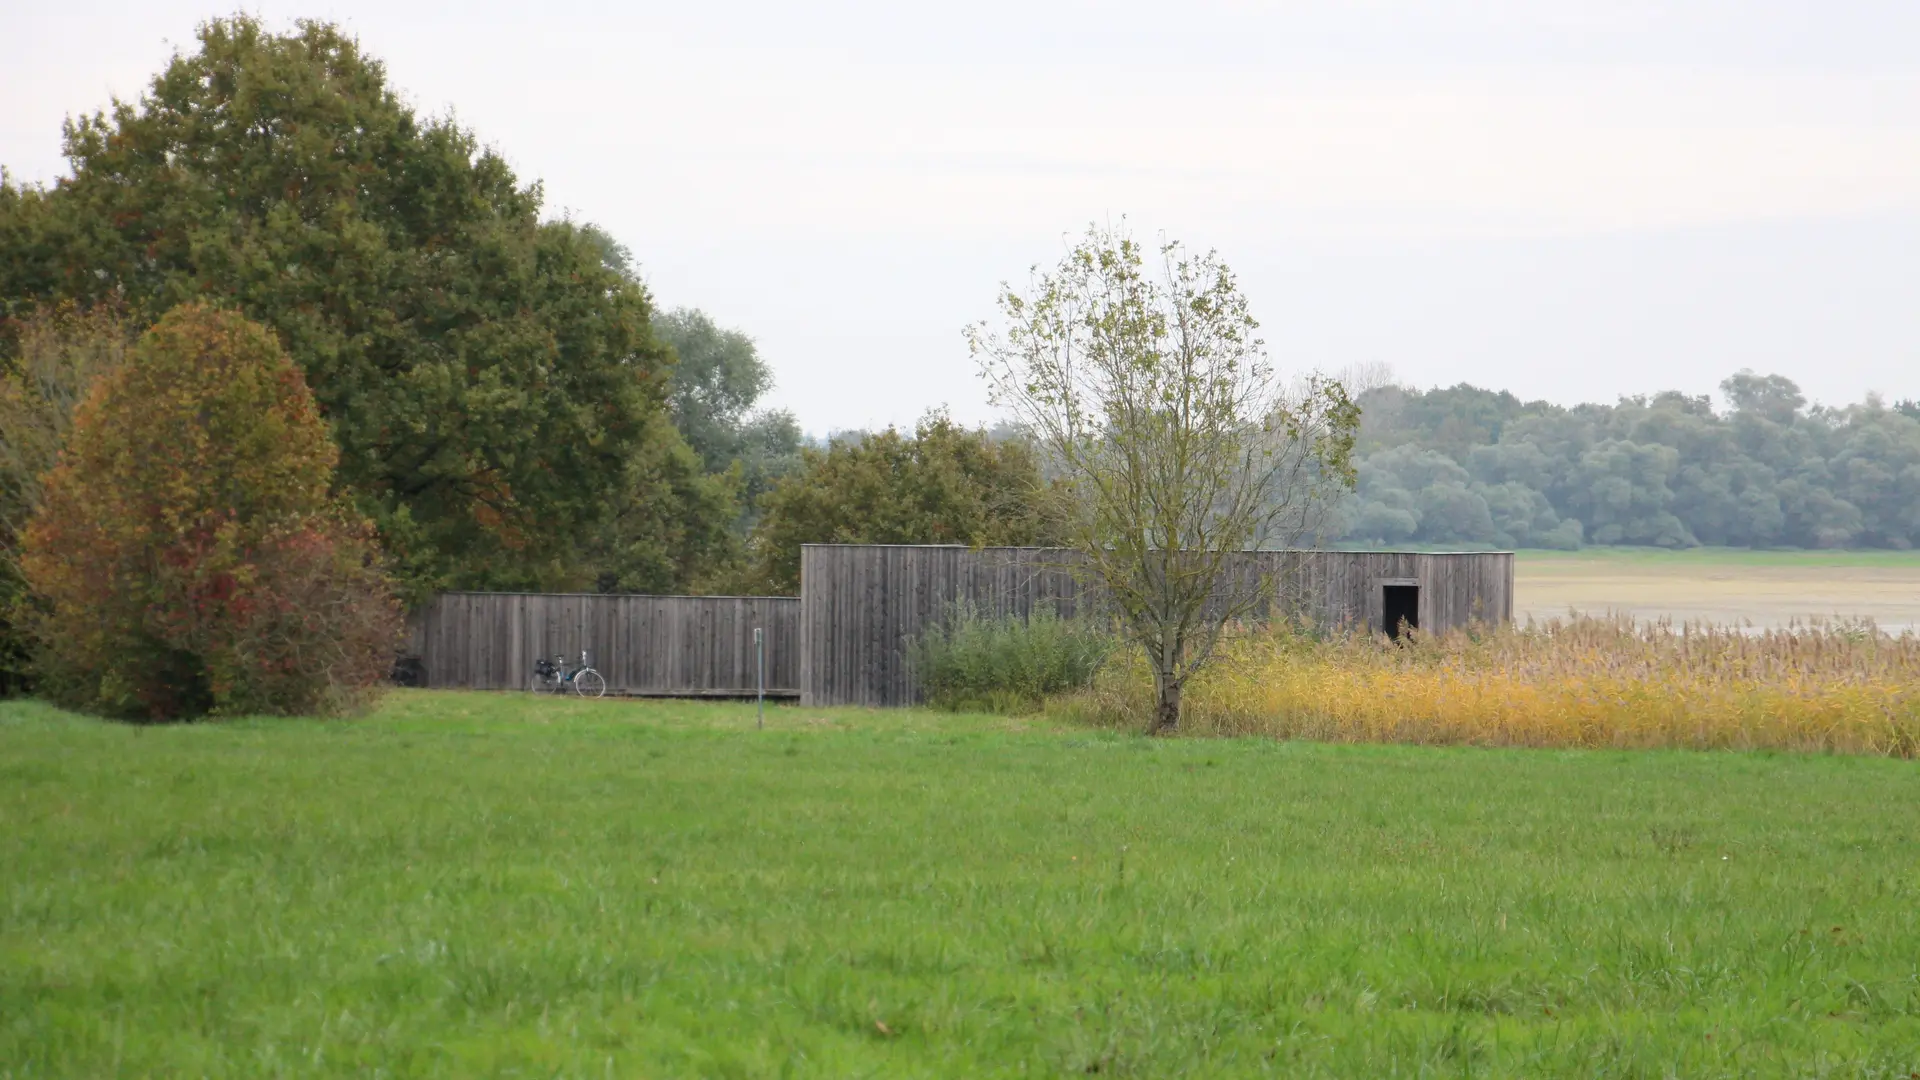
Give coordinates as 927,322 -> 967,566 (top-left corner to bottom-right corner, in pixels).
3,691 -> 1919,1077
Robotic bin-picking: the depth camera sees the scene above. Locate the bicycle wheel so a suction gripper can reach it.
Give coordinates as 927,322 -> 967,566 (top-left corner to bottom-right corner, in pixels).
531,673 -> 558,694
573,668 -> 607,698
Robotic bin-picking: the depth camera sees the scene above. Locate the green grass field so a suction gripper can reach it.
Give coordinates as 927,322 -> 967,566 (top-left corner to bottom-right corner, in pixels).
4,692 -> 1919,1077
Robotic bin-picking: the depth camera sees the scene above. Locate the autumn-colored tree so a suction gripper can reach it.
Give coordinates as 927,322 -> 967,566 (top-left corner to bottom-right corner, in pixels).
0,304 -> 133,695
746,413 -> 1056,593
21,304 -> 401,719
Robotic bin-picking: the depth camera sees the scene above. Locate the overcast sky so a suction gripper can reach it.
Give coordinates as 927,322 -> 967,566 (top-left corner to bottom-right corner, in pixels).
6,1 -> 1918,432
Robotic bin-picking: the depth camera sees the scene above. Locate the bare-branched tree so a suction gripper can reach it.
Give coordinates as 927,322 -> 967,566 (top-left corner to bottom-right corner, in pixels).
967,224 -> 1359,733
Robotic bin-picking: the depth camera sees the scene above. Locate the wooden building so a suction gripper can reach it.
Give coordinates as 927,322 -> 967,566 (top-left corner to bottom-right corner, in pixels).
406,545 -> 1511,704
798,545 -> 1513,707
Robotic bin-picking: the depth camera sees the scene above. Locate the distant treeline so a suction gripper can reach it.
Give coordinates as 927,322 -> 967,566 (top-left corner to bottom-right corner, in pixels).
1333,373 -> 1920,550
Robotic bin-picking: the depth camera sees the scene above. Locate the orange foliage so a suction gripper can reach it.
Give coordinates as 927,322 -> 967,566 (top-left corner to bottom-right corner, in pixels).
21,304 -> 402,719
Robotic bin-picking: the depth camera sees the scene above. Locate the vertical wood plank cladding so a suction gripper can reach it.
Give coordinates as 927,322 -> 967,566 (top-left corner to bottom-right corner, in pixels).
416,599 -> 438,689
417,592 -> 802,695
419,548 -> 1506,703
404,610 -> 428,664
439,594 -> 460,689
799,546 -> 817,706
797,545 -> 1513,707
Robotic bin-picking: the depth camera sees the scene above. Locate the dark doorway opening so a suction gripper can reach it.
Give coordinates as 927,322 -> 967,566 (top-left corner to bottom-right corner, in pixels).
1383,584 -> 1419,640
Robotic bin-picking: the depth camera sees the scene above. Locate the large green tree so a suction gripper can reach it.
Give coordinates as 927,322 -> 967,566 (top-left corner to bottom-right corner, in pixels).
0,17 -> 673,595
747,413 -> 1055,593
651,308 -> 803,528
580,412 -> 742,594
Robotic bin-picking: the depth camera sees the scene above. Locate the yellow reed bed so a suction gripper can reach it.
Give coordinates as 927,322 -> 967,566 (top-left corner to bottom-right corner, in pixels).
1058,616 -> 1920,757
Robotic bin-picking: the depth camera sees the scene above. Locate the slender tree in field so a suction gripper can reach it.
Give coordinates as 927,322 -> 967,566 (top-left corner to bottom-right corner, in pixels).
967,224 -> 1359,734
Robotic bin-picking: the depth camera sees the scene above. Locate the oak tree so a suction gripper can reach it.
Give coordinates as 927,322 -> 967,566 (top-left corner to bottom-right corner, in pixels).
0,17 -> 672,595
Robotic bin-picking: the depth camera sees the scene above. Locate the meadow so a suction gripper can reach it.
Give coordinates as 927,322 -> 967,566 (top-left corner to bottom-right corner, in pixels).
1064,616 -> 1920,756
4,691 -> 1919,1077
1514,547 -> 1920,631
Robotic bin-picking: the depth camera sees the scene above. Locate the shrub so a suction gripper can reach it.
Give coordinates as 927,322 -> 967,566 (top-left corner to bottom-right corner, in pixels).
1055,616 -> 1920,757
912,602 -> 1114,713
20,304 -> 401,719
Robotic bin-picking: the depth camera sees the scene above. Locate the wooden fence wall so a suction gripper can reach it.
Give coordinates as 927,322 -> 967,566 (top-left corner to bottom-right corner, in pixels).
798,545 -> 1514,707
411,593 -> 799,695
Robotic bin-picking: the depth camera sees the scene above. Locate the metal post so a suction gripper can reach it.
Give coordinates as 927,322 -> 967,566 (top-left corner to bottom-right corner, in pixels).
754,626 -> 765,730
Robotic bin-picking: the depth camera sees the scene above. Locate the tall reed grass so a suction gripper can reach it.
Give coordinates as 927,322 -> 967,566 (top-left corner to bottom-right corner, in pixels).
911,602 -> 1114,713
1056,616 -> 1920,757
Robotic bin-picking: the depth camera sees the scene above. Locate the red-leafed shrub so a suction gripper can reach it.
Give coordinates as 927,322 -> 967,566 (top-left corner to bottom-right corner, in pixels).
20,304 -> 402,720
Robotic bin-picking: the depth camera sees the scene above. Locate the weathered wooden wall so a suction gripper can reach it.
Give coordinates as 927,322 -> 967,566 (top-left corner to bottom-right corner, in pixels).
412,593 -> 799,695
798,545 -> 1513,707
407,547 -> 1511,705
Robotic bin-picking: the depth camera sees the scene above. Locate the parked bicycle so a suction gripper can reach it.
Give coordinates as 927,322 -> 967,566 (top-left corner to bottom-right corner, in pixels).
530,650 -> 607,698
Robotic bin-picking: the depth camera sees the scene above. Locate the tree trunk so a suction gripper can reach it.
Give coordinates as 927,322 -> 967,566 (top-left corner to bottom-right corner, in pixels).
1152,675 -> 1181,736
